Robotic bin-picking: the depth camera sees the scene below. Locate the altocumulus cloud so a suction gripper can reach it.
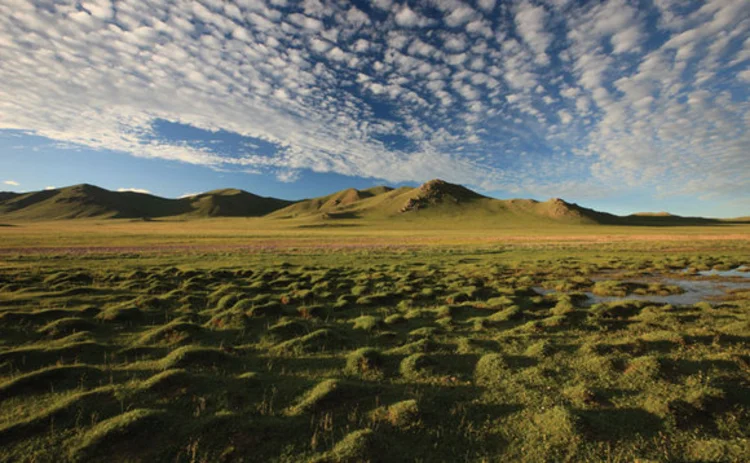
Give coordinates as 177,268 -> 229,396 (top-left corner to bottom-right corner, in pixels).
117,188 -> 152,194
0,0 -> 747,199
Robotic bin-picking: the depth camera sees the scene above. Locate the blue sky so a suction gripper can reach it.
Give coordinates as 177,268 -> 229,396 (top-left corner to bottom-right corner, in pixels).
0,0 -> 748,217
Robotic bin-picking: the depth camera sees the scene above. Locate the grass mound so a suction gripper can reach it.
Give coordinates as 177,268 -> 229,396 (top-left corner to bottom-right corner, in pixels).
590,300 -> 645,319
138,369 -> 192,393
310,429 -> 374,463
474,353 -> 509,386
532,405 -> 581,445
271,329 -> 348,355
371,399 -> 420,428
399,353 -> 434,379
344,348 -> 384,377
264,318 -> 310,342
0,388 -> 118,442
38,317 -> 96,337
624,355 -> 663,380
0,364 -> 104,399
0,341 -> 106,371
386,339 -> 435,355
525,340 -> 553,357
286,379 -> 363,416
134,321 -> 204,346
204,309 -> 249,330
159,346 -> 232,370
69,408 -> 167,461
96,304 -> 143,322
351,315 -> 383,332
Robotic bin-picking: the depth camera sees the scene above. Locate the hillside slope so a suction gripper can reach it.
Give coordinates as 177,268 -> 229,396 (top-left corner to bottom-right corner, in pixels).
185,189 -> 292,217
0,185 -> 290,220
270,179 -> 618,225
0,180 -> 740,225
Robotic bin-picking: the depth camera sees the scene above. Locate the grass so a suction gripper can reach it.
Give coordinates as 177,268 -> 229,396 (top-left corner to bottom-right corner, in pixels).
0,223 -> 748,461
69,408 -> 167,461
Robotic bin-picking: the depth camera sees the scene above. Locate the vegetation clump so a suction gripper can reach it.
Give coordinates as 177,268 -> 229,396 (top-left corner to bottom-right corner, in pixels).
399,353 -> 434,379
69,409 -> 167,461
96,304 -> 143,322
0,243 -> 746,462
474,353 -> 509,386
160,346 -> 232,369
310,429 -> 374,463
345,348 -> 384,377
287,379 -> 360,416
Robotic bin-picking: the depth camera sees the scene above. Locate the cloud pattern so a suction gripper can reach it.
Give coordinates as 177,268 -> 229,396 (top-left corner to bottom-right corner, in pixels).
0,0 -> 748,199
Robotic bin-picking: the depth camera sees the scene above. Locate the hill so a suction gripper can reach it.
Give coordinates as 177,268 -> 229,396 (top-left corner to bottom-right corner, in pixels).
0,184 -> 291,220
0,180 -> 742,226
270,179 -> 619,225
185,189 -> 291,217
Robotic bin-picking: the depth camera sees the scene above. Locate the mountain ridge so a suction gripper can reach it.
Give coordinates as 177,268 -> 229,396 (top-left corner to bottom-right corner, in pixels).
0,180 -> 745,225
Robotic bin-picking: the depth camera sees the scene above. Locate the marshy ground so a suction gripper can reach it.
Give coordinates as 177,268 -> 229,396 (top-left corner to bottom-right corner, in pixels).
0,223 -> 748,462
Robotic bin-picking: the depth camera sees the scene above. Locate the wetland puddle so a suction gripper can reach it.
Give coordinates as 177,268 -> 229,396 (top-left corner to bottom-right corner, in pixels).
685,266 -> 749,278
583,279 -> 749,306
536,266 -> 750,306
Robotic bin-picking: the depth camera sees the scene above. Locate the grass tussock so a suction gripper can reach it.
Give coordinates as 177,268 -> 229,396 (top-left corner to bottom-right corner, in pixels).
69,409 -> 167,461
0,243 -> 747,462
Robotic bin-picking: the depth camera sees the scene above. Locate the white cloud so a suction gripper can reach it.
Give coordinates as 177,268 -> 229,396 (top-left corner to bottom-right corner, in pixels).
371,0 -> 393,11
611,25 -> 642,54
3,180 -> 19,186
477,0 -> 496,13
558,110 -> 572,124
515,1 -> 552,65
346,7 -> 370,27
394,6 -> 428,28
117,188 -> 152,194
444,6 -> 478,28
44,186 -> 56,190
0,0 -> 745,204
276,169 -> 301,183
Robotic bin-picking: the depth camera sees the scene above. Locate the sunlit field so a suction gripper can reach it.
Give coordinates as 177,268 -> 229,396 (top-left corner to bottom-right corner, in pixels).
0,221 -> 747,462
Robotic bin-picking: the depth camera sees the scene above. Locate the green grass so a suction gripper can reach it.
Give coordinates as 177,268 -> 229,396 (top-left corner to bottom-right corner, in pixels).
0,229 -> 748,461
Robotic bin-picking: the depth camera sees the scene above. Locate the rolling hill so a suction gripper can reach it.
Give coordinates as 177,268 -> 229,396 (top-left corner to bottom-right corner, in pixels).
0,180 -> 742,225
0,184 -> 291,220
270,179 -> 620,225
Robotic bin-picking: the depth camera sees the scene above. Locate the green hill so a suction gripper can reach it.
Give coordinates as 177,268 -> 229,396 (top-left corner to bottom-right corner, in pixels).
0,180 -> 742,225
270,179 -> 620,225
184,189 -> 291,217
0,185 -> 290,220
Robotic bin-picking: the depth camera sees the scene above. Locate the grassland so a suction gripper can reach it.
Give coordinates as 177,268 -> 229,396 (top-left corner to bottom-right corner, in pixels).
0,220 -> 748,462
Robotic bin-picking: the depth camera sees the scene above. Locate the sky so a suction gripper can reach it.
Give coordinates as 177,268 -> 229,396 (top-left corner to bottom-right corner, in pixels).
0,0 -> 748,218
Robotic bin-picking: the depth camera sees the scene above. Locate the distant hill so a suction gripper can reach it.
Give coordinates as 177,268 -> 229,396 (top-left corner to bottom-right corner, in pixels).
0,180 -> 743,225
185,189 -> 291,217
270,179 -> 620,225
0,184 -> 291,220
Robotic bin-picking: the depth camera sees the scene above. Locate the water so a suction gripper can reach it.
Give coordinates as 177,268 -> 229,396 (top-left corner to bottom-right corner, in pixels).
534,271 -> 750,306
686,266 -> 750,278
583,279 -> 750,306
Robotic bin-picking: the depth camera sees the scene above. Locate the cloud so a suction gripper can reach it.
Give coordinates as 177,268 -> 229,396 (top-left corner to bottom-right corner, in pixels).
444,6 -> 478,28
178,192 -> 201,199
0,0 -> 746,205
394,6 -> 429,28
117,188 -> 152,195
3,180 -> 19,186
558,110 -> 572,125
44,186 -> 56,190
477,0 -> 496,13
515,1 -> 552,65
276,170 -> 301,183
